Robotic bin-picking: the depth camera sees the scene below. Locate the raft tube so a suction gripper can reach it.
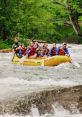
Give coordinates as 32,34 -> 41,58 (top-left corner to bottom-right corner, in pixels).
12,55 -> 71,66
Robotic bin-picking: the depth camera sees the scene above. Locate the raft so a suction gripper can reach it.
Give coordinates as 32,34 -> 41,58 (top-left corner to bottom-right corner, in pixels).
12,55 -> 71,66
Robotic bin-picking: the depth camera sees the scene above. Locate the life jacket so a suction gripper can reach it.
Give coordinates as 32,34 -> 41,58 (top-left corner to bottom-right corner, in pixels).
42,48 -> 49,55
16,45 -> 23,57
17,46 -> 26,56
51,47 -> 56,56
37,50 -> 43,57
13,42 -> 19,50
13,42 -> 20,53
58,48 -> 65,55
16,50 -> 22,58
28,46 -> 36,57
21,47 -> 26,55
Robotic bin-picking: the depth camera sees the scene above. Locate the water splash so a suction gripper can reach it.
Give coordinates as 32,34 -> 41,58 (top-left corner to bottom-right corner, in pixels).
0,45 -> 82,117
52,102 -> 70,116
30,104 -> 40,116
71,61 -> 81,68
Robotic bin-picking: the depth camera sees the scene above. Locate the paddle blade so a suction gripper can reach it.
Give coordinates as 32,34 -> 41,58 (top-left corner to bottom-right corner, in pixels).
19,55 -> 27,63
11,52 -> 15,62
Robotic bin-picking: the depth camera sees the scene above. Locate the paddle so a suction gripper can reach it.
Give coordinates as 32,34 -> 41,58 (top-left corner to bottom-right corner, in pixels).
11,52 -> 16,62
18,55 -> 27,64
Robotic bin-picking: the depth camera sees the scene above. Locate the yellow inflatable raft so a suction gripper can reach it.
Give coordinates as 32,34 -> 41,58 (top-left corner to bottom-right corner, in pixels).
12,55 -> 71,66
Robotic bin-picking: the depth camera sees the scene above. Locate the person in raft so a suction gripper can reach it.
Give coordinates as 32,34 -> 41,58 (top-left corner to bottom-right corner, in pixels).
12,37 -> 26,57
26,41 -> 37,58
49,43 -> 57,56
17,43 -> 26,57
36,46 -> 44,57
57,42 -> 70,56
42,43 -> 49,57
12,37 -> 21,54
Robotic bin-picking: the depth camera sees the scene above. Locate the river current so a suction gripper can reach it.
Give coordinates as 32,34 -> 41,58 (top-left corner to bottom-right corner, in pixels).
0,44 -> 82,117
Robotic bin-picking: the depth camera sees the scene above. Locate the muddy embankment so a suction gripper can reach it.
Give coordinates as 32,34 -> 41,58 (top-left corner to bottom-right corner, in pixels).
0,49 -> 12,53
0,85 -> 82,115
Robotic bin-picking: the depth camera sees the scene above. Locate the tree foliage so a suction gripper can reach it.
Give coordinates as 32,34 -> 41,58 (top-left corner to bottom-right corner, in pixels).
0,0 -> 82,44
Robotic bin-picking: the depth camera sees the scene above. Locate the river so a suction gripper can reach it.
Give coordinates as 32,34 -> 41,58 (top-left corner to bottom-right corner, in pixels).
0,44 -> 82,117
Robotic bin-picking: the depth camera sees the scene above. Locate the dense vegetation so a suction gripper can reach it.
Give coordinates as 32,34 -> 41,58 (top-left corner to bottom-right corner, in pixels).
0,0 -> 82,48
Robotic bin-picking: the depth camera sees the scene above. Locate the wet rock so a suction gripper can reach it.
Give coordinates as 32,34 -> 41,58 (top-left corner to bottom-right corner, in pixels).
0,85 -> 82,115
78,97 -> 82,111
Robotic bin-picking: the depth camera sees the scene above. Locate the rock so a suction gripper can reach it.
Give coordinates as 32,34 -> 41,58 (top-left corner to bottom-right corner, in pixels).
0,86 -> 82,115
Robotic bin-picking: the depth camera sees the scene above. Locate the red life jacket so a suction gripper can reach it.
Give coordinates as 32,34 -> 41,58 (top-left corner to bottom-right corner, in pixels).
28,47 -> 36,57
22,47 -> 26,55
59,48 -> 65,55
51,47 -> 56,56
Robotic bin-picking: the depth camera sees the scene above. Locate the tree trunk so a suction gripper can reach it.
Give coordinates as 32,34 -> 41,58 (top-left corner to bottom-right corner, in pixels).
65,2 -> 82,37
68,13 -> 82,37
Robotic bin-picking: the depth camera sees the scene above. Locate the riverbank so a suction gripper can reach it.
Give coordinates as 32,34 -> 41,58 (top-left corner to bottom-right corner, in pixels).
0,49 -> 12,53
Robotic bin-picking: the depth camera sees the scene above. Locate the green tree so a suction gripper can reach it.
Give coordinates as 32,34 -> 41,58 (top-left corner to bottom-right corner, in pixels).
52,0 -> 82,38
0,0 -> 82,44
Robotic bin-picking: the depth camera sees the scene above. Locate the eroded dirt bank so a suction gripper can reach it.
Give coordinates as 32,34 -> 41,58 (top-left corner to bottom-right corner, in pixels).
0,49 -> 12,53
